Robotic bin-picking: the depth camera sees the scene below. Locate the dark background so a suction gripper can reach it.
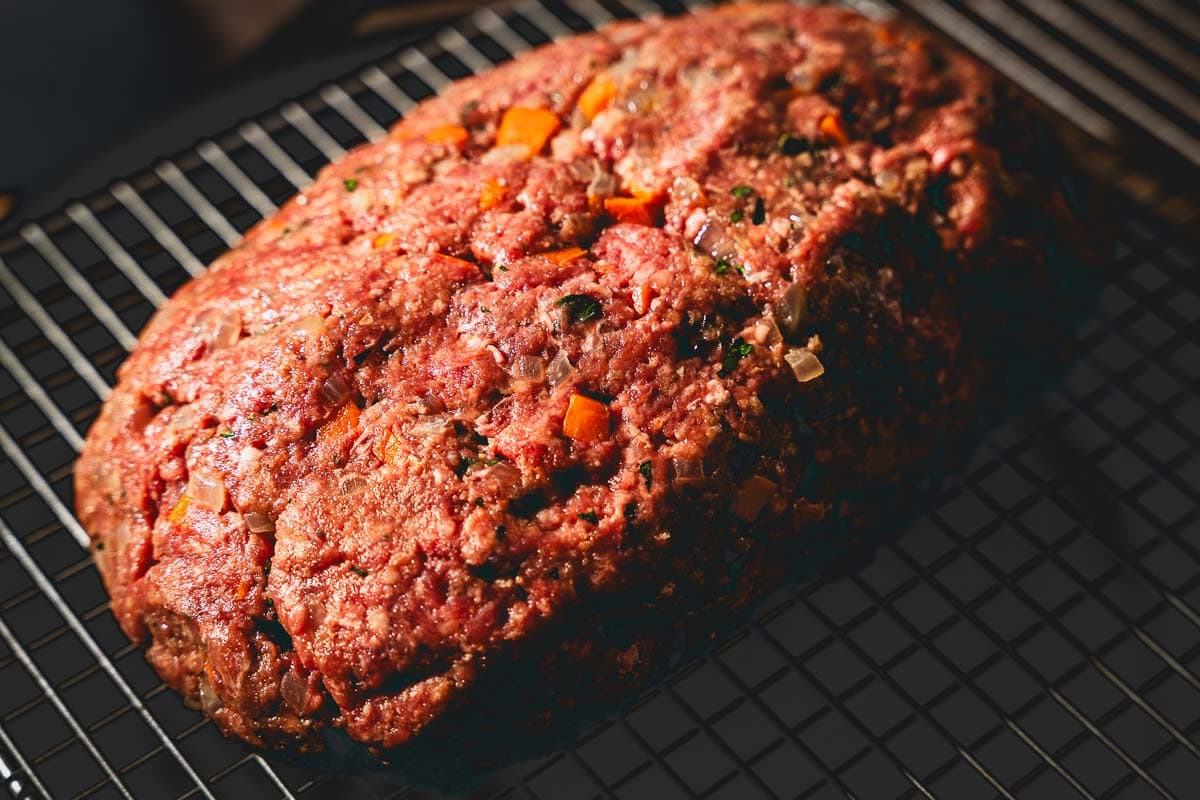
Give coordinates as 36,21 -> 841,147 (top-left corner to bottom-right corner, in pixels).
0,0 -> 491,236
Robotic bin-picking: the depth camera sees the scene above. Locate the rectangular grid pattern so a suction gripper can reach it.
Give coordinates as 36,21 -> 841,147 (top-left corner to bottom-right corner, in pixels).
0,0 -> 1198,798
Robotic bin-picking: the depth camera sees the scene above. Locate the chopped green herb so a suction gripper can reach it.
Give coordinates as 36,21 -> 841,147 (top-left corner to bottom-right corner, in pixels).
280,226 -> 293,236
218,430 -> 235,438
579,510 -> 600,524
474,497 -> 486,507
264,559 -> 271,576
349,565 -> 368,577
95,540 -> 105,551
718,338 -> 754,377
715,258 -> 734,275
730,185 -> 754,198
729,209 -> 744,223
498,265 -> 509,271
778,133 -> 808,155
784,175 -> 796,188
751,196 -> 766,225
556,293 -> 603,324
638,460 -> 653,489
343,178 -> 359,192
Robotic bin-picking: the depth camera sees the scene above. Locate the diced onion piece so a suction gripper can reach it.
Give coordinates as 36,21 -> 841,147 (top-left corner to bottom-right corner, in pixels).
293,314 -> 328,341
243,511 -> 274,534
320,373 -> 352,405
784,348 -> 825,382
410,414 -> 453,438
481,145 -> 531,165
669,176 -> 705,207
587,171 -> 617,204
280,671 -> 307,714
509,354 -> 546,383
777,282 -> 807,334
753,316 -> 783,346
563,393 -> 610,442
731,475 -> 778,521
415,392 -> 445,414
671,457 -> 705,484
874,169 -> 900,192
198,678 -> 223,714
480,461 -> 523,495
188,469 -> 226,511
340,476 -> 368,495
212,312 -> 241,350
547,351 -> 575,388
693,218 -> 737,261
168,495 -> 191,523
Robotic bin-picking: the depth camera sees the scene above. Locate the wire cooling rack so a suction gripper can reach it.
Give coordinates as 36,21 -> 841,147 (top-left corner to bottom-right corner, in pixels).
0,0 -> 1198,798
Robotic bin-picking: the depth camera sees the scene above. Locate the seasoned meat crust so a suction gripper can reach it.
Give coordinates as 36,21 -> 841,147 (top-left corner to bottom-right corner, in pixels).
75,3 -> 1081,755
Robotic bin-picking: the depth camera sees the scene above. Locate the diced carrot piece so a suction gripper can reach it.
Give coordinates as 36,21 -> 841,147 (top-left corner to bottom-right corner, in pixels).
432,252 -> 477,270
578,74 -> 617,120
604,196 -> 657,226
563,393 -> 610,443
425,123 -> 470,146
496,107 -> 561,156
382,430 -> 405,465
479,178 -> 507,210
543,247 -> 587,264
819,113 -> 850,146
632,284 -> 654,315
372,232 -> 394,249
168,494 -> 191,524
318,403 -> 360,445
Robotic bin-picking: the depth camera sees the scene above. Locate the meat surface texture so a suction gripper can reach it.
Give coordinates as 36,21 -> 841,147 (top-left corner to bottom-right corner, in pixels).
75,3 -> 1082,756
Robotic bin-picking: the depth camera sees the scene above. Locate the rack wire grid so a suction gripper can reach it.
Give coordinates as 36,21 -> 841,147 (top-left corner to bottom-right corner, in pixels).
0,0 -> 1198,798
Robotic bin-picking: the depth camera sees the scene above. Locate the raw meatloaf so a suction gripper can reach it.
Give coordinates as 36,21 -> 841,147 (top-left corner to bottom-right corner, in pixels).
76,3 -> 1081,756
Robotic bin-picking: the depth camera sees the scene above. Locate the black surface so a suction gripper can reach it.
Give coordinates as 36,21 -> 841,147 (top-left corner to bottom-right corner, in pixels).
0,1 -> 1198,798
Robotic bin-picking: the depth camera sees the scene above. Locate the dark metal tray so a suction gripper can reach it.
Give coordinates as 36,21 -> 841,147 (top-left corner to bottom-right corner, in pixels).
0,1 -> 1197,798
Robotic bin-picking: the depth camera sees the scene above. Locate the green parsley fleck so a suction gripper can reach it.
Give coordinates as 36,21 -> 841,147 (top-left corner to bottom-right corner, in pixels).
349,565 -> 368,577
556,293 -> 603,324
638,460 -> 652,489
498,265 -> 509,272
718,338 -> 754,377
95,540 -> 105,551
343,178 -> 359,192
729,209 -> 744,224
751,196 -> 766,225
715,258 -> 733,275
218,430 -> 235,438
779,133 -> 801,155
579,510 -> 600,524
474,497 -> 486,507
730,185 -> 755,198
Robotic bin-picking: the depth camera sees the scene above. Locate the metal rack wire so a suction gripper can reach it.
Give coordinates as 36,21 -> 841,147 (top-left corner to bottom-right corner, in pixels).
0,0 -> 1197,797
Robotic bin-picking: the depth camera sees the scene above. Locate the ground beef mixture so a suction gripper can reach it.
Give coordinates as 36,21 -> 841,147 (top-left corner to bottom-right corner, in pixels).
75,3 -> 1085,758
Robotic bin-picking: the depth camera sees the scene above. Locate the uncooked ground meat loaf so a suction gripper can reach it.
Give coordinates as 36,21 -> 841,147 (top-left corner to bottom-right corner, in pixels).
76,3 -> 1084,756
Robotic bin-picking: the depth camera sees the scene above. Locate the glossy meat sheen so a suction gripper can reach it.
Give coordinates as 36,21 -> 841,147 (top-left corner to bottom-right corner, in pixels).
75,3 -> 1079,755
